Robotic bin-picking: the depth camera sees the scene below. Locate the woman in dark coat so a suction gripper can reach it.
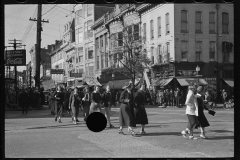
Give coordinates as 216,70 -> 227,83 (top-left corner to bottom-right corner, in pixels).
54,86 -> 64,123
195,86 -> 210,138
102,85 -> 114,128
119,82 -> 137,136
82,86 -> 91,122
134,84 -> 148,135
69,87 -> 81,124
89,85 -> 102,114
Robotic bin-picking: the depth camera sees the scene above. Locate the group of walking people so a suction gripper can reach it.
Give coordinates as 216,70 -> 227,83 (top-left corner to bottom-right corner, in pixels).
156,88 -> 182,107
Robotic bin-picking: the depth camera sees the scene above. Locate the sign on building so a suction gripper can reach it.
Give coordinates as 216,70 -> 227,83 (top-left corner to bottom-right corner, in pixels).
5,50 -> 26,66
51,69 -> 64,74
70,73 -> 82,78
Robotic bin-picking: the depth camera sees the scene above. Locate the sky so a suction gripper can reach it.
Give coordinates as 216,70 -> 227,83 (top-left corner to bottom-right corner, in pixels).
5,4 -> 75,72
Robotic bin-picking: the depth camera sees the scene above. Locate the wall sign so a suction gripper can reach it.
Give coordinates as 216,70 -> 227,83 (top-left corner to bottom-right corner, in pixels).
177,70 -> 198,76
51,69 -> 64,74
204,77 -> 217,90
70,73 -> 82,78
5,50 -> 26,66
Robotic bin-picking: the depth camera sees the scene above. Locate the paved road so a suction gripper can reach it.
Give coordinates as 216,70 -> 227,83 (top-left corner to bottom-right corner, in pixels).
5,106 -> 234,158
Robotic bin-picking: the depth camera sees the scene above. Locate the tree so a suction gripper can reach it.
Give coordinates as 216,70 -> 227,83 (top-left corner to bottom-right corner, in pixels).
107,22 -> 151,95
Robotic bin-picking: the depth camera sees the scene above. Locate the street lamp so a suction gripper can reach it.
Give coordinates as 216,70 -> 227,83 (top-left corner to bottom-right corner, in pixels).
112,73 -> 115,91
29,66 -> 32,88
196,65 -> 200,86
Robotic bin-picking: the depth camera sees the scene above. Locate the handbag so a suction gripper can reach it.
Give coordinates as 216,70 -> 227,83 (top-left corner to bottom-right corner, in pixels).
208,109 -> 216,116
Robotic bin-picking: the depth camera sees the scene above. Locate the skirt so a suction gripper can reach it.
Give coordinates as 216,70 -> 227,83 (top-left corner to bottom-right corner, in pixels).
119,103 -> 135,127
71,105 -> 79,117
89,102 -> 101,114
195,109 -> 210,128
134,106 -> 148,125
187,114 -> 199,130
83,101 -> 90,116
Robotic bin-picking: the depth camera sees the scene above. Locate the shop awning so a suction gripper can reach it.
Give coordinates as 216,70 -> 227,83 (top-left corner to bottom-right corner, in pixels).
153,78 -> 173,87
223,79 -> 234,87
177,78 -> 208,86
103,79 -> 130,89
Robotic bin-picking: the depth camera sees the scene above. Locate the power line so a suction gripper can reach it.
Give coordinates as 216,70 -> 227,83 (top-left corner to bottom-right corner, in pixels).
56,5 -> 74,12
42,4 -> 58,16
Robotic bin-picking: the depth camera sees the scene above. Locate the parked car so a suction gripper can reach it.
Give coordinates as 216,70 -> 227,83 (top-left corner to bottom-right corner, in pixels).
43,91 -> 50,105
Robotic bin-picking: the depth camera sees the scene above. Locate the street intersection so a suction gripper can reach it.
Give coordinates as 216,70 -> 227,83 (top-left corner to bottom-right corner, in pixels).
5,105 -> 234,158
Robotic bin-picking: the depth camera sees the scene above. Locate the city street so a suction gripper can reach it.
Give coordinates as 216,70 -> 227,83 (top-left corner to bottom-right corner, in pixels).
5,105 -> 234,158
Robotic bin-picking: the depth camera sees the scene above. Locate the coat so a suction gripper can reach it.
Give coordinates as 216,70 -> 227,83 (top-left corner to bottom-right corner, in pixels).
134,91 -> 148,125
195,93 -> 210,128
185,90 -> 198,116
102,91 -> 113,107
119,90 -> 136,127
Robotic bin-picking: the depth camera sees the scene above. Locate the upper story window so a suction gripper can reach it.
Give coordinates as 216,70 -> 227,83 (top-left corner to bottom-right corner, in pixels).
150,20 -> 154,39
209,12 -> 216,34
181,41 -> 188,61
195,11 -> 202,33
88,46 -> 93,59
166,13 -> 170,34
105,34 -> 108,46
222,12 -> 229,34
118,32 -> 123,46
96,38 -> 99,49
87,4 -> 93,17
84,20 -> 93,40
181,10 -> 188,33
157,17 -> 161,37
100,36 -> 103,48
150,47 -> 154,64
195,41 -> 202,61
143,23 -> 146,42
209,41 -> 215,61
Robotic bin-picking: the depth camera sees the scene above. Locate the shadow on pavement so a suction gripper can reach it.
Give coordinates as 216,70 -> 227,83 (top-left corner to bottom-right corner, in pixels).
210,130 -> 234,133
206,136 -> 234,140
141,132 -> 181,136
26,123 -> 87,130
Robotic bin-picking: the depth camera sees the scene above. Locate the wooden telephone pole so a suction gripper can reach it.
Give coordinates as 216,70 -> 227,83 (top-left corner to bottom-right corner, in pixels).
6,39 -> 26,103
29,4 -> 49,89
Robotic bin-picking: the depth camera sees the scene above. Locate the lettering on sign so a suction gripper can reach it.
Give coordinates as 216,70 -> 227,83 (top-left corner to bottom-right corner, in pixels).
5,50 -> 26,66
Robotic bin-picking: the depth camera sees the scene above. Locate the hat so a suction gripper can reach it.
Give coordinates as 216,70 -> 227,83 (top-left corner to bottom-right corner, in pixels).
197,86 -> 203,92
122,81 -> 132,89
188,85 -> 196,90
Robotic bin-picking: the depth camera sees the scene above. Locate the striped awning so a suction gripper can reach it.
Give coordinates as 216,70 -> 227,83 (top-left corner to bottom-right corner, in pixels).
223,79 -> 234,87
177,78 -> 208,86
153,78 -> 173,87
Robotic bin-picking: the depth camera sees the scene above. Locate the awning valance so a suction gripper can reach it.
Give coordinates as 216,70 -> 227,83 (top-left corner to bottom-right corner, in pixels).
103,79 -> 130,89
153,78 -> 173,87
83,76 -> 102,86
223,79 -> 234,87
177,78 -> 208,86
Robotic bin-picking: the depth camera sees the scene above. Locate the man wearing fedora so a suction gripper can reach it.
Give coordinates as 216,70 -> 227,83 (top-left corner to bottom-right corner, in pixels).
118,81 -> 137,137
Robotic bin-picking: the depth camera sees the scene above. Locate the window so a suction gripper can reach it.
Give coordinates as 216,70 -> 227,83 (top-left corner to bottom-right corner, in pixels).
128,25 -> 132,42
209,41 -> 215,61
166,43 -> 170,62
143,23 -> 146,42
133,24 -> 139,40
101,55 -> 104,69
181,41 -> 188,61
100,36 -> 103,48
78,31 -> 83,44
195,41 -> 202,61
166,13 -> 170,34
150,20 -> 154,39
88,46 -> 93,59
157,17 -> 161,37
87,4 -> 93,17
181,10 -> 188,32
195,11 -> 202,33
96,38 -> 99,49
105,53 -> 108,68
111,33 -> 116,49
97,56 -> 99,69
89,66 -> 94,76
79,55 -> 83,63
222,12 -> 229,34
158,45 -> 162,63
105,34 -> 108,46
209,12 -> 215,33
151,47 -> 154,64
84,20 -> 93,40
118,32 -> 123,46
85,48 -> 87,60
76,55 -> 78,63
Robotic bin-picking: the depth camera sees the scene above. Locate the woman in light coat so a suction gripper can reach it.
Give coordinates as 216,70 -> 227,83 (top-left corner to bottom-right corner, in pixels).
181,85 -> 199,140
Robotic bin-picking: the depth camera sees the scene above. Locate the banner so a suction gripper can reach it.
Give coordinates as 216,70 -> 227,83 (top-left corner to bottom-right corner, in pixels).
5,50 -> 26,66
83,76 -> 101,86
42,80 -> 55,90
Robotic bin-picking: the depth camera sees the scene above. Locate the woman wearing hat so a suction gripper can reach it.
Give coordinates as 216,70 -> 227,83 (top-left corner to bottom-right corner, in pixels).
134,84 -> 148,134
181,85 -> 199,140
82,86 -> 91,122
69,87 -> 81,124
195,86 -> 210,138
89,85 -> 102,114
102,85 -> 115,128
119,81 -> 137,136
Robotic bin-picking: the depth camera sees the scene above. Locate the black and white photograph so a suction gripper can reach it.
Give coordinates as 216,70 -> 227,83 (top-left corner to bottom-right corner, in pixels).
4,2 -> 234,158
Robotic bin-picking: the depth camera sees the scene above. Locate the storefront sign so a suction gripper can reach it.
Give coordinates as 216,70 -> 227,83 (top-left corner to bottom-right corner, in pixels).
83,75 -> 101,86
51,69 -> 64,74
177,70 -> 198,76
5,50 -> 26,66
5,78 -> 15,84
70,73 -> 82,78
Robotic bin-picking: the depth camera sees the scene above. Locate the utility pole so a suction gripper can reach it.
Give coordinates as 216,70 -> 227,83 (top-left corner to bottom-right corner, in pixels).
30,4 -> 49,89
6,39 -> 26,104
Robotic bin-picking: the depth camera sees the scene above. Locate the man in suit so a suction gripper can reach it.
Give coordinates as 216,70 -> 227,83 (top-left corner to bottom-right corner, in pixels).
19,88 -> 29,114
